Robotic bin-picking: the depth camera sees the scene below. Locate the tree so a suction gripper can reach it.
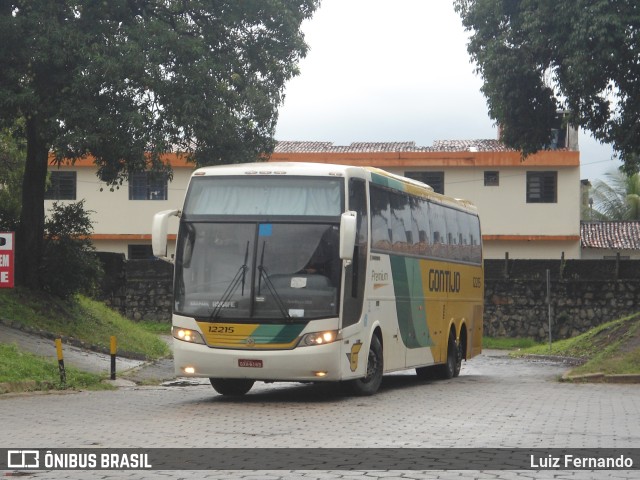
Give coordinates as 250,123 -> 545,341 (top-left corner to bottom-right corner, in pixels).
591,169 -> 640,220
0,121 -> 25,232
0,0 -> 318,289
454,0 -> 640,175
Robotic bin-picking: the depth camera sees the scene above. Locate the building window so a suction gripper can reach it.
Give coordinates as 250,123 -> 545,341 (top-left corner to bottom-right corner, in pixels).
484,171 -> 499,186
128,244 -> 154,259
527,171 -> 557,203
405,171 -> 444,194
45,171 -> 76,200
129,172 -> 168,200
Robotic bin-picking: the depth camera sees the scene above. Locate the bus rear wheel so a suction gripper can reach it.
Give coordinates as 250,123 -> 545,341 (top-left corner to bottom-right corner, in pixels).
209,378 -> 254,396
439,332 -> 458,380
345,334 -> 383,396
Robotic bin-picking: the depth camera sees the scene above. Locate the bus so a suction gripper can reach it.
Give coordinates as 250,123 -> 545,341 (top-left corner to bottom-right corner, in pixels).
152,162 -> 483,396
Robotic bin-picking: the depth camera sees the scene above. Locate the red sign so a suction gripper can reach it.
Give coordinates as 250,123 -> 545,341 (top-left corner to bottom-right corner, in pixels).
0,232 -> 15,288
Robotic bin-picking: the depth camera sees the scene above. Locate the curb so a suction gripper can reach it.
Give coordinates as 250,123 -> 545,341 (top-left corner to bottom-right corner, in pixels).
561,372 -> 640,383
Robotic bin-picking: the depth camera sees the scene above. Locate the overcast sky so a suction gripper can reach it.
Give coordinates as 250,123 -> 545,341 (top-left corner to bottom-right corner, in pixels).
275,0 -> 621,182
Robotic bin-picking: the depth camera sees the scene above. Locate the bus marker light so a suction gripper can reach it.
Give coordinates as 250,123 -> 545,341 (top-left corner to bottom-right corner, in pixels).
184,367 -> 196,374
313,371 -> 328,377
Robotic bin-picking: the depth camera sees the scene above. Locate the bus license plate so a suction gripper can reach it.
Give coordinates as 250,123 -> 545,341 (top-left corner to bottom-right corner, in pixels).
238,359 -> 263,368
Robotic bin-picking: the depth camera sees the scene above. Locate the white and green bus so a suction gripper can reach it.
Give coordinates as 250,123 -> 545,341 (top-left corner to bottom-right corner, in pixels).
152,162 -> 483,396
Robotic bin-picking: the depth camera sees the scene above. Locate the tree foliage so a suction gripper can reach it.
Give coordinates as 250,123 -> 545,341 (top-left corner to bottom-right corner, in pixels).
0,121 -> 25,232
0,0 -> 318,289
591,169 -> 640,220
41,201 -> 104,299
455,0 -> 640,175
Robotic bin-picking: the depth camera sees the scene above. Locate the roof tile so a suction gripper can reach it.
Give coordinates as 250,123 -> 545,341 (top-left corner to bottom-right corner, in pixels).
274,139 -> 511,153
581,222 -> 640,250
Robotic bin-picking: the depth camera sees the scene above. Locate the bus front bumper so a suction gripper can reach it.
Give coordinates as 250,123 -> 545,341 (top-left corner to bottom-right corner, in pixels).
173,339 -> 344,382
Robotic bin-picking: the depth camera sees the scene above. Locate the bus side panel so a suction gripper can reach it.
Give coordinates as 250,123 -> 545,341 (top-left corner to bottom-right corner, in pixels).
388,255 -> 438,368
421,260 -> 483,362
387,256 -> 483,369
363,254 -> 406,373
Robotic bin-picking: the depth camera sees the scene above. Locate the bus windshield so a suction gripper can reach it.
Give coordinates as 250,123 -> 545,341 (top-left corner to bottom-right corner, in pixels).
183,176 -> 343,216
174,222 -> 341,320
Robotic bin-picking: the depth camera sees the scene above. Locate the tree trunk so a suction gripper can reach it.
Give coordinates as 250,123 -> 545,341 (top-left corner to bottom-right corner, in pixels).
15,117 -> 49,289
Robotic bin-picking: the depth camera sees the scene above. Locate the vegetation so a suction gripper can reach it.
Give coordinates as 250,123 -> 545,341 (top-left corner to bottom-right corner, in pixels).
0,288 -> 170,360
0,343 -> 111,393
40,201 -> 105,299
591,170 -> 640,220
483,336 -> 542,350
0,122 -> 24,232
455,0 -> 640,175
0,1 -> 319,290
513,313 -> 640,377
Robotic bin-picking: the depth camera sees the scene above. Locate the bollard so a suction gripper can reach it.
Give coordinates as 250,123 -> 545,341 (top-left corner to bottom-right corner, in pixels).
110,336 -> 117,380
55,338 -> 66,385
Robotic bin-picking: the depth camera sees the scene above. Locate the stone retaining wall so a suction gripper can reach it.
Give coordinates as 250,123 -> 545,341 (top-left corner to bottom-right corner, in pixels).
484,258 -> 640,341
96,253 -> 640,340
97,253 -> 173,322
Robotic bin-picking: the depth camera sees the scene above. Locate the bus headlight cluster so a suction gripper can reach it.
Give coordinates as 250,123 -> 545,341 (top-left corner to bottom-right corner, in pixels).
299,330 -> 339,347
172,326 -> 205,344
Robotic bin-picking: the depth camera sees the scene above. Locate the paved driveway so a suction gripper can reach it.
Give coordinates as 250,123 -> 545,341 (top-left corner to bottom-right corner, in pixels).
1,349 -> 638,479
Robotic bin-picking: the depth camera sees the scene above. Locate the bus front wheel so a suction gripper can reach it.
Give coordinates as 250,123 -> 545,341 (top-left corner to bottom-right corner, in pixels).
345,334 -> 383,396
209,378 -> 254,396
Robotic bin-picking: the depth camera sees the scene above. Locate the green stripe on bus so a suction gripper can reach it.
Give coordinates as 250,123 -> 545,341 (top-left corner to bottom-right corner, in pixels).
370,172 -> 407,192
252,324 -> 306,344
390,256 -> 432,349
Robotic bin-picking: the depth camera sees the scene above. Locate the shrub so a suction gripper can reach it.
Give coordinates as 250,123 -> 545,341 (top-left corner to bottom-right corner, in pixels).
40,201 -> 104,299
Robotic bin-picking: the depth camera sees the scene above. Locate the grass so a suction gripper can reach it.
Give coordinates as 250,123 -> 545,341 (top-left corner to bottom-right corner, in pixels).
512,312 -> 640,376
0,287 -> 171,360
0,343 -> 113,393
0,287 -> 172,392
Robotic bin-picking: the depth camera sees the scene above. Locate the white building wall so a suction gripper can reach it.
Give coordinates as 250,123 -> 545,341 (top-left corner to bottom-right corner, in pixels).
45,166 -> 190,258
46,160 -> 582,260
386,165 -> 581,259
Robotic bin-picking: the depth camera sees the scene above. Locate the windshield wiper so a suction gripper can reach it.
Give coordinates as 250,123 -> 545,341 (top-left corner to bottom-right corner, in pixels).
210,241 -> 249,320
257,241 -> 291,321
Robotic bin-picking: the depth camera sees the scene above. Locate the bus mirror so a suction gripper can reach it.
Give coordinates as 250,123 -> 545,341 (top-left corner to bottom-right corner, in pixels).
152,209 -> 179,260
340,211 -> 357,261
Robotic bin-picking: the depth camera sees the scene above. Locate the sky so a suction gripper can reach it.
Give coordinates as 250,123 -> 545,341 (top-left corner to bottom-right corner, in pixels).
275,0 -> 622,182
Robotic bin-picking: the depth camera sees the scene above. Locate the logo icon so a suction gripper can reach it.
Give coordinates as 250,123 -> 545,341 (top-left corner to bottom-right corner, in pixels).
8,450 -> 40,468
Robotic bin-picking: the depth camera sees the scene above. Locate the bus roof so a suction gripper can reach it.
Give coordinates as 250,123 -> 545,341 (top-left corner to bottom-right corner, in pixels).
365,167 -> 478,214
191,162 -> 478,214
192,162 -> 362,178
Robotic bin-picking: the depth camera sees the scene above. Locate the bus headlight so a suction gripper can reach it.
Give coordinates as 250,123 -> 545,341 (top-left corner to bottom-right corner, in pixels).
172,326 -> 205,344
299,330 -> 339,347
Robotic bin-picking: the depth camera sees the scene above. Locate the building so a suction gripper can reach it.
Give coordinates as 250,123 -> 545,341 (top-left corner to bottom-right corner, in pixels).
270,140 -> 581,259
581,221 -> 640,259
44,154 -> 192,259
44,138 -> 581,260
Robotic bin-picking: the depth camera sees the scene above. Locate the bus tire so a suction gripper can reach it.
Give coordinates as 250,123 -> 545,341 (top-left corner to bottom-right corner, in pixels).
345,334 -> 383,396
209,378 -> 254,396
439,332 -> 457,380
453,339 -> 463,378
